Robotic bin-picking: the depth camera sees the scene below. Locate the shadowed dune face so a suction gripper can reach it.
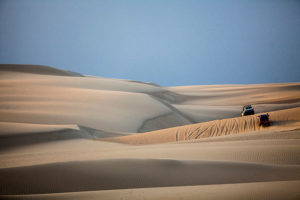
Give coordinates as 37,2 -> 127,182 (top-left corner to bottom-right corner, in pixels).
0,122 -> 80,135
0,122 -> 125,152
1,159 -> 300,195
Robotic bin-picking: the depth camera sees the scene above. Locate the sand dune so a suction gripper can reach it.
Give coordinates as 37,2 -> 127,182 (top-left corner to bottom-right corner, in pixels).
168,83 -> 300,123
0,65 -> 300,199
104,107 -> 300,145
168,83 -> 300,106
1,159 -> 300,195
0,65 -> 191,133
1,129 -> 300,169
1,65 -> 299,134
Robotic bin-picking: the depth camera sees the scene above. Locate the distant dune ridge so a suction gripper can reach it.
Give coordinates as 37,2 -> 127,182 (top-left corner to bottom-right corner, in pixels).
0,64 -> 300,199
0,64 -> 83,77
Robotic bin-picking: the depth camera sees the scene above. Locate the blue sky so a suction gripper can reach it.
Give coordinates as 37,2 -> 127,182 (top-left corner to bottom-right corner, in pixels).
0,0 -> 300,86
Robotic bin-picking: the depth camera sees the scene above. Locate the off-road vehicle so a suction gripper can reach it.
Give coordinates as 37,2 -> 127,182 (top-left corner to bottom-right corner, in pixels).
241,105 -> 255,116
258,114 -> 270,126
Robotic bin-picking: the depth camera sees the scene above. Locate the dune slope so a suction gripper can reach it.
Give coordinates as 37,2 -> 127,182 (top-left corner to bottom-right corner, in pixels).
104,107 -> 300,145
1,159 -> 300,195
0,65 -> 191,133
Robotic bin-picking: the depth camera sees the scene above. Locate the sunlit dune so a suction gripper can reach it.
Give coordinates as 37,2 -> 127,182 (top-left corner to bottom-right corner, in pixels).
0,65 -> 300,199
104,107 -> 300,145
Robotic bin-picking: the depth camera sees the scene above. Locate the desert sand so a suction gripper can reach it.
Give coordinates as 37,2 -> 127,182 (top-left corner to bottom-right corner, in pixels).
0,64 -> 300,199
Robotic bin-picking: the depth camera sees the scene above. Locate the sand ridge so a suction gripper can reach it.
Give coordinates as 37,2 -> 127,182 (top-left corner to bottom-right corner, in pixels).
104,107 -> 300,145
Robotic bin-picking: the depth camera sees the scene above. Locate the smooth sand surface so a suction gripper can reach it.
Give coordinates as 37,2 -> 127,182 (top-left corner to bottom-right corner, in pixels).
1,130 -> 300,168
0,65 -> 300,199
1,159 -> 300,194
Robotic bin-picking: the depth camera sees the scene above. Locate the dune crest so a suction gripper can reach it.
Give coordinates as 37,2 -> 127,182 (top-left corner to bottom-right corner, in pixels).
0,64 -> 82,77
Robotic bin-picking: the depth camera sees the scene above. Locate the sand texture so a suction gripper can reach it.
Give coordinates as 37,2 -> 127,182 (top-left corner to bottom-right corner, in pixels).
0,65 -> 300,199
